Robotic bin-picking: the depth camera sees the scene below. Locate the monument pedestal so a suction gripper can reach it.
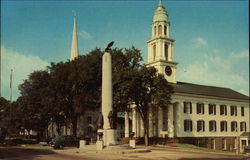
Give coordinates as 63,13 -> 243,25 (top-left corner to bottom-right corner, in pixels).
96,140 -> 104,150
129,139 -> 136,149
103,129 -> 117,146
79,140 -> 86,148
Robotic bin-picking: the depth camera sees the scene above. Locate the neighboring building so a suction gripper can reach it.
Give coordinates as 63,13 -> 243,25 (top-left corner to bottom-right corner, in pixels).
123,0 -> 249,153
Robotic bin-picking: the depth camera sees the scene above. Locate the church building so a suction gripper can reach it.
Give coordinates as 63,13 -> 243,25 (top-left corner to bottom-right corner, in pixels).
49,0 -> 249,153
123,0 -> 249,153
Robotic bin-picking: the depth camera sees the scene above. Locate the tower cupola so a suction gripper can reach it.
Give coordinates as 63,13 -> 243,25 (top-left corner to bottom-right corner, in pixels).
153,0 -> 168,22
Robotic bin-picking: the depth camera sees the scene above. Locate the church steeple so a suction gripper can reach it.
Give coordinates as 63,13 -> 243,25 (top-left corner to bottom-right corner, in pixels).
146,0 -> 178,83
70,14 -> 79,61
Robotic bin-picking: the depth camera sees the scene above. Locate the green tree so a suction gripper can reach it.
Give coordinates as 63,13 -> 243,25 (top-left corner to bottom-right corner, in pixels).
129,66 -> 173,146
18,70 -> 51,139
47,49 -> 103,136
0,97 -> 9,137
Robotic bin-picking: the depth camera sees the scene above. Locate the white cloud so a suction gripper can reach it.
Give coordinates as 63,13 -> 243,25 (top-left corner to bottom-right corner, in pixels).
230,49 -> 249,59
193,37 -> 207,48
1,45 -> 49,100
79,30 -> 92,39
178,49 -> 249,96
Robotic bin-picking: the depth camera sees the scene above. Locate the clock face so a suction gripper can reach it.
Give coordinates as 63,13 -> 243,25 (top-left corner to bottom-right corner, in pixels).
165,66 -> 172,76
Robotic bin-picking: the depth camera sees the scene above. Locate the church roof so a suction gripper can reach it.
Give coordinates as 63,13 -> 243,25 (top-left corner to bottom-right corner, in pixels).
171,82 -> 249,101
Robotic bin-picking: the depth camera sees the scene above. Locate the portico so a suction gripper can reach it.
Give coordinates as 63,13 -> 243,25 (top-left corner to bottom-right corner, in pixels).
124,103 -> 178,138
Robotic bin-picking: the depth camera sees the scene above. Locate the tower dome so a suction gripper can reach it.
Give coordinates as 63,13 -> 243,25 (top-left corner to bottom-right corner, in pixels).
153,0 -> 168,22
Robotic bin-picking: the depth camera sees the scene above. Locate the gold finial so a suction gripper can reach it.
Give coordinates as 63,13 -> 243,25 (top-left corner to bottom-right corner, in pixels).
159,0 -> 163,5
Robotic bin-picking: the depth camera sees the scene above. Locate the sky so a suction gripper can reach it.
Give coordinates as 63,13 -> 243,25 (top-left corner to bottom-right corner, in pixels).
1,0 -> 249,100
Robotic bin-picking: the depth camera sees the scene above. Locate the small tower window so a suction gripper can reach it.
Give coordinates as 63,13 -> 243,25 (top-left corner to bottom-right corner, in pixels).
165,44 -> 168,60
164,26 -> 167,35
158,25 -> 162,35
154,26 -> 156,36
153,45 -> 156,61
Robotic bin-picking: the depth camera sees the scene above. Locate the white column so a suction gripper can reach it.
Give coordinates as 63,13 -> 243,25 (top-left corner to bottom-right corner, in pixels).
140,116 -> 144,137
158,107 -> 163,137
160,40 -> 163,59
125,111 -> 129,138
168,104 -> 174,138
137,113 -> 141,137
167,24 -> 170,38
168,43 -> 172,61
171,44 -> 174,60
175,103 -> 181,137
132,108 -> 137,137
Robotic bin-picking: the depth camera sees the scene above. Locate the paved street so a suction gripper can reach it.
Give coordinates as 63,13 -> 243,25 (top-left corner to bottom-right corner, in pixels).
0,145 -> 249,160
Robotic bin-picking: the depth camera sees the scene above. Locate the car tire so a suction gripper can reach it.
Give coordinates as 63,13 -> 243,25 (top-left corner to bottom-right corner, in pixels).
60,145 -> 64,149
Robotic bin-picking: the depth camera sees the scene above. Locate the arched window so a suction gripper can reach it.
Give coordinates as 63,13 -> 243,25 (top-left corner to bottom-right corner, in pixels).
165,43 -> 168,60
158,25 -> 162,35
154,26 -> 156,36
87,126 -> 92,134
164,25 -> 167,35
153,45 -> 156,61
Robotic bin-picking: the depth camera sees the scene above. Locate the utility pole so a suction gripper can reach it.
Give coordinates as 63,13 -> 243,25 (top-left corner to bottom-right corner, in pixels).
0,49 -> 1,97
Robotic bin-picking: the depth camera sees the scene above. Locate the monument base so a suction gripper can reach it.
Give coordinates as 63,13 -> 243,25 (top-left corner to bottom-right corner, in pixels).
129,139 -> 136,149
96,140 -> 104,150
79,140 -> 86,148
101,129 -> 117,146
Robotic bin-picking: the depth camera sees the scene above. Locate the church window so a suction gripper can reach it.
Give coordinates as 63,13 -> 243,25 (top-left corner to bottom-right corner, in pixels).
220,105 -> 227,115
153,45 -> 156,61
164,25 -> 167,35
87,116 -> 92,124
197,120 -> 205,132
196,103 -> 204,114
240,122 -> 246,132
209,120 -> 216,132
87,126 -> 92,134
230,106 -> 237,116
184,119 -> 192,132
220,121 -> 227,132
231,121 -> 237,132
241,106 -> 244,116
154,26 -> 156,36
209,104 -> 216,115
164,44 -> 168,60
184,102 -> 192,114
158,25 -> 162,35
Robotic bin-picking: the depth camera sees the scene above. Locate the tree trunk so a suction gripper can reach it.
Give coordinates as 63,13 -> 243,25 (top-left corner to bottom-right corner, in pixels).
72,115 -> 78,137
143,117 -> 149,146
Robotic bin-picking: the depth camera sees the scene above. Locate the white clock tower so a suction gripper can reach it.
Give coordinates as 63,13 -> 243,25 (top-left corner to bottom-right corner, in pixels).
146,0 -> 178,83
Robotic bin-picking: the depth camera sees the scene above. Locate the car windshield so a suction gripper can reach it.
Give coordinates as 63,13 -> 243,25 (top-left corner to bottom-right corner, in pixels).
53,136 -> 65,141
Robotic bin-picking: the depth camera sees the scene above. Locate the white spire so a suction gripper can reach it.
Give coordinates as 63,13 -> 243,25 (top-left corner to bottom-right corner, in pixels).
70,14 -> 79,61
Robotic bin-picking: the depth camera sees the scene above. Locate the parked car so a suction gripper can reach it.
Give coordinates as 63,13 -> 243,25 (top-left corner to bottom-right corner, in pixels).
49,135 -> 79,149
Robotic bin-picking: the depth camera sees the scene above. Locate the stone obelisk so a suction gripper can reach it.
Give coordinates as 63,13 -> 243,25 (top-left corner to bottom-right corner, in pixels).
101,46 -> 117,146
70,14 -> 79,61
